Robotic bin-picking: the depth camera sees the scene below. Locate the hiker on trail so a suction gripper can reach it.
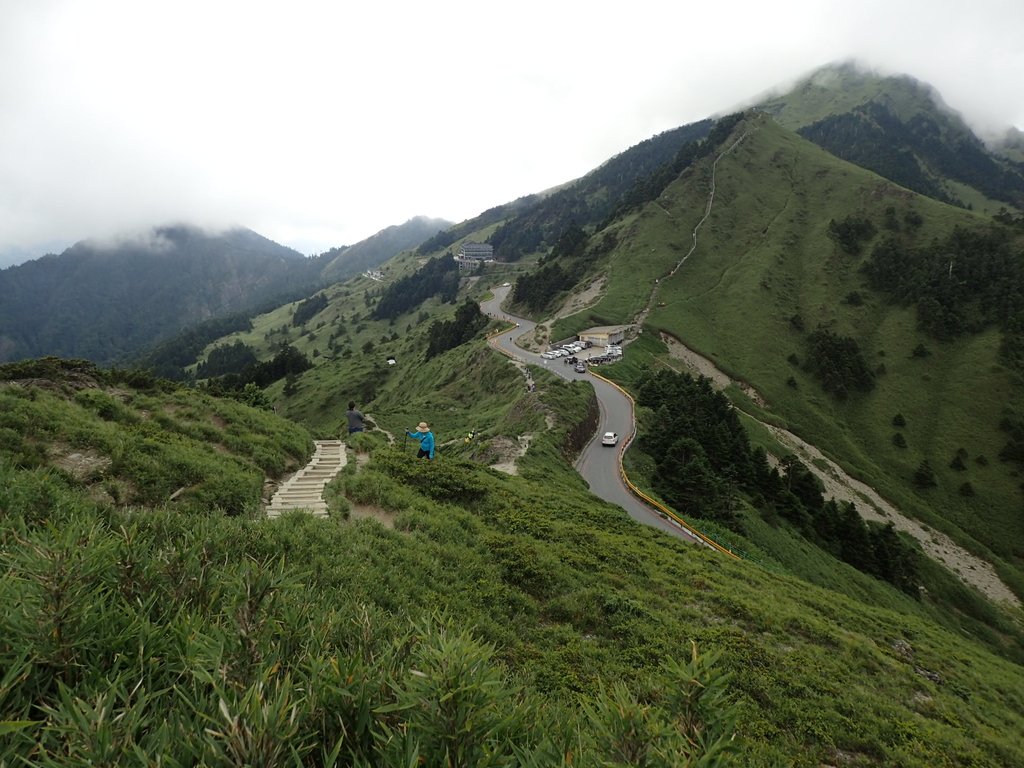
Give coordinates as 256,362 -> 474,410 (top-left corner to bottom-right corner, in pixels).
406,421 -> 435,460
346,401 -> 365,434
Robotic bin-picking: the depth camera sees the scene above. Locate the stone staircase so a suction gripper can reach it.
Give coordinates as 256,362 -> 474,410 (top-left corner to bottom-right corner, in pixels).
267,440 -> 346,518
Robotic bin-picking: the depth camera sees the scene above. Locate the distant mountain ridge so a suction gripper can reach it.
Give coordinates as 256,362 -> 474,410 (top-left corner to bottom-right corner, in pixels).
0,216 -> 450,367
0,225 -> 322,365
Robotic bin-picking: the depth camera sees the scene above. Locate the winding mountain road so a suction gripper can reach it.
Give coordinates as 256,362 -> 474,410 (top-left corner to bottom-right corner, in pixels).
481,287 -> 700,544
479,129 -> 762,547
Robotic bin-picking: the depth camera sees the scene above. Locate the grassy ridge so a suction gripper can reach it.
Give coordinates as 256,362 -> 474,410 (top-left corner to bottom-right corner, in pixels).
664,121 -> 1023,577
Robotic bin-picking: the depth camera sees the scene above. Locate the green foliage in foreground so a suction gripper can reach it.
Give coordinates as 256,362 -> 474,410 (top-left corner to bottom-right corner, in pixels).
4,438 -> 1024,765
0,462 -> 740,766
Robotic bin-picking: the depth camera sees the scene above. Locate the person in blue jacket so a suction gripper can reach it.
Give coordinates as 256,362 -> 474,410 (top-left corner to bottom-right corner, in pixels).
406,421 -> 435,460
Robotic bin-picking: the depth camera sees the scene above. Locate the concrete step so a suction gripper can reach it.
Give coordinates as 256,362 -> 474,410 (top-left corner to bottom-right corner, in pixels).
267,439 -> 348,519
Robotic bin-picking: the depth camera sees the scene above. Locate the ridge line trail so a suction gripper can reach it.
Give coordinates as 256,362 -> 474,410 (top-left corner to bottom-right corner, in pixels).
633,128 -> 755,328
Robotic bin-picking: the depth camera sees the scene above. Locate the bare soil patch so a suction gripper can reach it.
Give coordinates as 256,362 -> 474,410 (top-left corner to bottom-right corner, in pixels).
489,434 -> 534,475
348,503 -> 396,528
50,444 -> 110,481
554,275 -> 606,321
662,333 -> 767,408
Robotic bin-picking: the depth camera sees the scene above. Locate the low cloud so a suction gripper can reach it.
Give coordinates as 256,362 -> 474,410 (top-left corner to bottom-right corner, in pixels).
1,1 -> 1021,267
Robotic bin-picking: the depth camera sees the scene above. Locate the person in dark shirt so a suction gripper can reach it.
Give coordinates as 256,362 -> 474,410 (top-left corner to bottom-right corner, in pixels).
346,401 -> 365,434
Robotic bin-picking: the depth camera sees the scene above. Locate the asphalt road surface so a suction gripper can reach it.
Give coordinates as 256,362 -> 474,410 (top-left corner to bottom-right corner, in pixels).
481,286 -> 699,544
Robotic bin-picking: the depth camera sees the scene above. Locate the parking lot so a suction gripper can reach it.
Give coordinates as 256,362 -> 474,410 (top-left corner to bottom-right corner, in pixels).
541,340 -> 622,368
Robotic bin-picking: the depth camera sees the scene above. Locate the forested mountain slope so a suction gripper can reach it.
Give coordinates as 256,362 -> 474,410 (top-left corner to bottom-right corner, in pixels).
318,215 -> 452,283
485,119 -> 715,261
0,225 -> 323,365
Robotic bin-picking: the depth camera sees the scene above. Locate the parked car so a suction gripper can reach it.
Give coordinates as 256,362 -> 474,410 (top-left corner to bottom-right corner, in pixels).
601,431 -> 619,446
541,351 -> 557,359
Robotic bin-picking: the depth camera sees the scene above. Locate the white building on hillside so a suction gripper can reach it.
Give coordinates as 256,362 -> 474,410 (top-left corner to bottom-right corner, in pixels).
454,242 -> 495,270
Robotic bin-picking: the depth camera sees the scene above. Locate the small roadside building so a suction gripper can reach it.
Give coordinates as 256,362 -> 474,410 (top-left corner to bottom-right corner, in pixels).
578,325 -> 626,346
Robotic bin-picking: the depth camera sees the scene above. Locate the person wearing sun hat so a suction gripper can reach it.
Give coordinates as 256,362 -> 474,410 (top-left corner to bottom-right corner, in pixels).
406,421 -> 435,460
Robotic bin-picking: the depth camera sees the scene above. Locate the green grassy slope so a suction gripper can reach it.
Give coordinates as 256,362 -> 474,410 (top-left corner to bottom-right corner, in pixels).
758,62 -> 1024,213
82,102 -> 1024,764
572,114 -> 1024,596
3,360 -> 1024,766
0,358 -> 313,512
182,122 -> 1024,629
758,61 -> 944,131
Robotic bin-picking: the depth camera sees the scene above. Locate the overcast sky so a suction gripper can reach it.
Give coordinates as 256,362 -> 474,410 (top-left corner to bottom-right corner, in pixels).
2,0 -> 1022,266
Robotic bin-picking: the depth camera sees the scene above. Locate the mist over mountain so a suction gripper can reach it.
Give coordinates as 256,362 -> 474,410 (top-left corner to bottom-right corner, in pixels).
992,125 -> 1024,164
318,216 -> 453,283
759,61 -> 1024,209
0,214 -> 455,368
0,225 -> 322,365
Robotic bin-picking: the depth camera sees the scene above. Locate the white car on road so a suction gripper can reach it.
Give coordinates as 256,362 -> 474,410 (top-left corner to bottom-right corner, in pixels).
601,432 -> 619,447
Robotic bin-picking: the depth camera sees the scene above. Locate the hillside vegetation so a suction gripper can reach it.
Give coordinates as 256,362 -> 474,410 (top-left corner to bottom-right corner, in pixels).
3,359 -> 1024,766
546,114 -> 1024,604
317,215 -> 453,283
184,106 -> 1024,629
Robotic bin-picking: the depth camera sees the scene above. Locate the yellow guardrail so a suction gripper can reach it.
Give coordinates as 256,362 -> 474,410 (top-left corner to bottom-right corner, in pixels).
486,324 -> 518,341
589,369 -> 741,560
